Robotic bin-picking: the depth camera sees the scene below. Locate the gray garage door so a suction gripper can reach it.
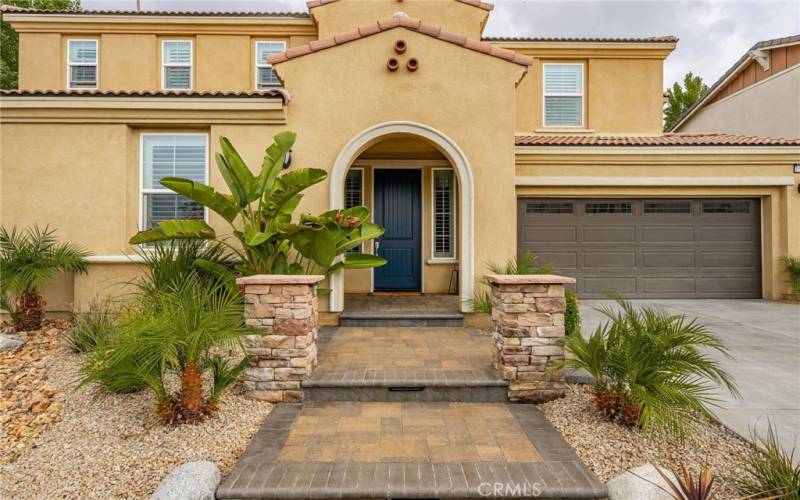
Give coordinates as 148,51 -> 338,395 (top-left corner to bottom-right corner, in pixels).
517,198 -> 762,299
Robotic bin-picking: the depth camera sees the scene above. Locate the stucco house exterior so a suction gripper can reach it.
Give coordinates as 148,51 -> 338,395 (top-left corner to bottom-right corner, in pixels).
670,34 -> 800,138
1,0 -> 799,319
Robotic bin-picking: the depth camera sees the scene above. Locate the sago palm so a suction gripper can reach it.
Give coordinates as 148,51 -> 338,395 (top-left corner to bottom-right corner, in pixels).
555,297 -> 739,438
0,225 -> 90,331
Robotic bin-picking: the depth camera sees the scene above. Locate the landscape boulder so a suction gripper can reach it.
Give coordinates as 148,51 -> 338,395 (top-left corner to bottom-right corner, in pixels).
0,334 -> 25,352
151,461 -> 221,500
607,463 -> 678,500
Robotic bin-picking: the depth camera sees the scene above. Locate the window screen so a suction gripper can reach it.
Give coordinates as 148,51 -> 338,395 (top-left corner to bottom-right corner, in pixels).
163,41 -> 192,90
433,170 -> 455,259
543,64 -> 583,127
255,41 -> 286,89
141,135 -> 206,229
68,40 -> 97,88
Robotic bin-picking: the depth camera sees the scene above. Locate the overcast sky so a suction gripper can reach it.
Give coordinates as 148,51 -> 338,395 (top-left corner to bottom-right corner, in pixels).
82,0 -> 800,90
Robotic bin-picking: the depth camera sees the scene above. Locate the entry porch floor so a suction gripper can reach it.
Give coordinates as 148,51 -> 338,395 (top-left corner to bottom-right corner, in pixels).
341,294 -> 464,326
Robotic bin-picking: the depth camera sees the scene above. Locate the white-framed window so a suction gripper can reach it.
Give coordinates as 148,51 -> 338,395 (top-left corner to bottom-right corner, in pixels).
255,40 -> 286,89
432,168 -> 456,260
344,168 -> 364,252
161,40 -> 193,90
543,63 -> 584,127
67,39 -> 98,89
140,134 -> 208,230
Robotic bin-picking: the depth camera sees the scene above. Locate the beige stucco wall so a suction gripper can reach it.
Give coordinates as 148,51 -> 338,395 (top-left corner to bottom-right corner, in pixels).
100,34 -> 158,91
678,66 -> 800,138
310,0 -> 488,39
18,32 -> 61,89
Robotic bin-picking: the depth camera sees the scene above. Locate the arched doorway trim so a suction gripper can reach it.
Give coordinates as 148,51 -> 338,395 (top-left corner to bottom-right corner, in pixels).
328,121 -> 475,313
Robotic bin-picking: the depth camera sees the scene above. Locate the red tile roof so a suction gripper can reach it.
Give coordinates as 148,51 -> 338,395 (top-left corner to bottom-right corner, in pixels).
485,36 -> 678,43
0,88 -> 291,102
269,12 -> 532,66
0,4 -> 308,17
514,133 -> 800,147
307,0 -> 494,12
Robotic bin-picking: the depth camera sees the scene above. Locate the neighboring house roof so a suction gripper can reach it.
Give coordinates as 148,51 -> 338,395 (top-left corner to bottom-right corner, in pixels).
269,12 -> 532,66
307,0 -> 495,12
514,133 -> 800,147
484,36 -> 678,43
667,34 -> 800,132
0,88 -> 291,102
0,5 -> 308,17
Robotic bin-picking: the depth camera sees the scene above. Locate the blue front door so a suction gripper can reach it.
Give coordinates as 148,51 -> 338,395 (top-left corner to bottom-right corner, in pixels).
373,169 -> 422,291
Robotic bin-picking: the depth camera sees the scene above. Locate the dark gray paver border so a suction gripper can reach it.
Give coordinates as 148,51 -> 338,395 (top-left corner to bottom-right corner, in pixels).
217,402 -> 607,499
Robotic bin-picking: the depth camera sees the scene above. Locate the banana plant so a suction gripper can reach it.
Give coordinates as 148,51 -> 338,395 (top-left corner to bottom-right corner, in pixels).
130,131 -> 386,285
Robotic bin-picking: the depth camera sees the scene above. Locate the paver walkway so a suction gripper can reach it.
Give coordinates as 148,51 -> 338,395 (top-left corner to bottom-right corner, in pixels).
581,299 -> 800,461
219,326 -> 607,499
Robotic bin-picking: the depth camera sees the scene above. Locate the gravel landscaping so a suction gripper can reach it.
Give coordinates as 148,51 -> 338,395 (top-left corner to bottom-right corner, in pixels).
539,384 -> 752,499
0,326 -> 273,499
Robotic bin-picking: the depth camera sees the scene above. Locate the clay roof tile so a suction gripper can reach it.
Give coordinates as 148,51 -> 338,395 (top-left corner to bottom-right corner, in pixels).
514,133 -> 800,147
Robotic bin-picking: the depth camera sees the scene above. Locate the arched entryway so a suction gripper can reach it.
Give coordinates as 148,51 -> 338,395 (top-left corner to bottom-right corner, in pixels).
329,121 -> 474,312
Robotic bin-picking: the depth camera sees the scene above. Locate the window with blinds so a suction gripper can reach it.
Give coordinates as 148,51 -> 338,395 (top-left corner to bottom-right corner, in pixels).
67,40 -> 98,89
141,135 -> 207,230
255,41 -> 286,89
433,170 -> 455,259
162,41 -> 192,90
344,169 -> 363,252
543,63 -> 584,127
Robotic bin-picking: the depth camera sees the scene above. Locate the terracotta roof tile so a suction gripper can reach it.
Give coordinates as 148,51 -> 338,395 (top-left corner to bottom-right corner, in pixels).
269,13 -> 533,67
514,133 -> 800,147
0,88 -> 291,102
0,4 -> 308,17
485,36 -> 678,43
306,0 -> 494,12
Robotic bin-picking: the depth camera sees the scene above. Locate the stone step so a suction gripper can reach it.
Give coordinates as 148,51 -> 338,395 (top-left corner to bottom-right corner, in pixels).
303,368 -> 509,402
339,311 -> 464,327
217,402 -> 607,500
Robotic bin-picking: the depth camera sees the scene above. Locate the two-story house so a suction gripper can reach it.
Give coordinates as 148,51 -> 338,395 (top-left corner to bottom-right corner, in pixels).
1,0 -> 798,319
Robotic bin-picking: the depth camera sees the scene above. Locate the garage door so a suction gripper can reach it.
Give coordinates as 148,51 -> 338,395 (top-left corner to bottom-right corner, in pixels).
517,198 -> 762,299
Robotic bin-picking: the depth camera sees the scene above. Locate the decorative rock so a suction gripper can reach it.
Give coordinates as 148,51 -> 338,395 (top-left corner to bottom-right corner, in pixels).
607,463 -> 677,500
150,461 -> 221,500
0,334 -> 25,352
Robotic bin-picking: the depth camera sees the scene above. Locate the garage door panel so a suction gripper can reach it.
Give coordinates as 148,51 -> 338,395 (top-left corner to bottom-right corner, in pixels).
518,198 -> 761,299
641,251 -> 695,268
640,225 -> 694,242
582,225 -> 636,243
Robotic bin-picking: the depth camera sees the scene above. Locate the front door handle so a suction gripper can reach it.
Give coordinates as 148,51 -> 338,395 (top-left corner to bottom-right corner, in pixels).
374,240 -> 380,253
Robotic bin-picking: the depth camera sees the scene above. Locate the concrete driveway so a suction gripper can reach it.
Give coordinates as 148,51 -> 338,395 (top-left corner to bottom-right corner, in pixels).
579,299 -> 800,458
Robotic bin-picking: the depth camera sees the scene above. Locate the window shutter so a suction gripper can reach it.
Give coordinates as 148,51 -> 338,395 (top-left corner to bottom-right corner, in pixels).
433,170 -> 455,259
543,64 -> 583,127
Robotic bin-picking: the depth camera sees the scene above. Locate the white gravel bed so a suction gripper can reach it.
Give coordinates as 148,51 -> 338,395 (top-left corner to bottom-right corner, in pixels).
0,347 -> 273,499
539,384 -> 751,499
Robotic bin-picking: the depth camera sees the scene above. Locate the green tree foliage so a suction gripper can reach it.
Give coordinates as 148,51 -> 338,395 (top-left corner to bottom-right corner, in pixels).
664,71 -> 709,131
1,0 -> 81,89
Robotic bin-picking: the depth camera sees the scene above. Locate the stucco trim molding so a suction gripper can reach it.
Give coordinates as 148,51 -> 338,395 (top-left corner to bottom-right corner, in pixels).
329,121 -> 475,313
86,255 -> 146,263
514,176 -> 796,187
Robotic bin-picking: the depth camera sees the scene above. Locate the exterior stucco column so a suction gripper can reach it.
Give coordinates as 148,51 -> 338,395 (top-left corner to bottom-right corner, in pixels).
485,273 -> 576,403
237,275 -> 323,403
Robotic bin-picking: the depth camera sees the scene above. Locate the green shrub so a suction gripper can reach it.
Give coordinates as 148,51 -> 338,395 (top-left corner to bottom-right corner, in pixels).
466,252 -> 556,313
79,276 -> 254,424
736,423 -> 800,500
564,290 -> 581,337
781,255 -> 800,294
554,296 -> 739,438
63,299 -> 117,353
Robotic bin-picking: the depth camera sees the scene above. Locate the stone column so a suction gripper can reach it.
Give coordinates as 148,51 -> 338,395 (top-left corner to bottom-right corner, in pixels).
484,273 -> 576,403
237,275 -> 323,403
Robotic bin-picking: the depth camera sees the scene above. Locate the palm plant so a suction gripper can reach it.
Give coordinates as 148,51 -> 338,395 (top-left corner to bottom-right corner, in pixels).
781,255 -> 800,294
736,423 -> 800,499
0,225 -> 90,331
467,252 -> 556,313
655,465 -> 720,500
79,276 -> 253,424
129,131 -> 386,285
553,297 -> 739,438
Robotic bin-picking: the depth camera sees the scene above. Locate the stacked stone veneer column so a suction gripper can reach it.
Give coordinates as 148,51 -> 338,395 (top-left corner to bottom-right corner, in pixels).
485,273 -> 576,403
237,275 -> 323,403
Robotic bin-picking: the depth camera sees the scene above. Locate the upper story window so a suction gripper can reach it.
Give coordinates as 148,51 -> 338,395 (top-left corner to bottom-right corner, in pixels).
432,169 -> 456,260
67,39 -> 98,89
255,41 -> 286,89
140,134 -> 207,230
162,40 -> 193,90
543,63 -> 584,127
